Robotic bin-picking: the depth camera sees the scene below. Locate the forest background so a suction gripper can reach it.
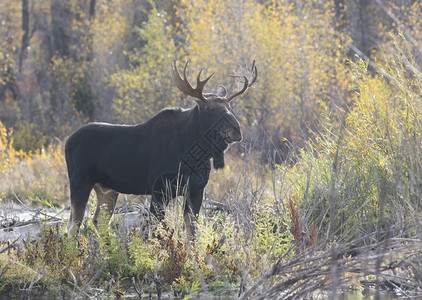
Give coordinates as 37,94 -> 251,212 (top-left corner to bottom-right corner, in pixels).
2,0 -> 420,152
1,0 -> 422,298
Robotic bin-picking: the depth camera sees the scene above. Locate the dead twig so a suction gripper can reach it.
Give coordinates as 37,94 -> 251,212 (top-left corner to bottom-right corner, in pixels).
239,238 -> 422,299
12,191 -> 64,222
132,277 -> 143,299
0,235 -> 21,253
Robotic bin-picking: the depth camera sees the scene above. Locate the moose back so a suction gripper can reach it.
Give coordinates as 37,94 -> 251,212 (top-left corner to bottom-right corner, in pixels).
65,61 -> 257,236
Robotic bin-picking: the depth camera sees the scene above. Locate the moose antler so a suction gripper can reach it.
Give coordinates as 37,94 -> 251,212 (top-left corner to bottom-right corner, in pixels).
171,61 -> 213,102
226,60 -> 258,102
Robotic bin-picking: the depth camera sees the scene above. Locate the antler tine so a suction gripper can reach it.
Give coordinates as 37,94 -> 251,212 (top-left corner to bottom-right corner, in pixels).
249,60 -> 258,86
182,61 -> 190,82
197,69 -> 214,91
171,61 -> 191,95
249,65 -> 258,86
171,60 -> 213,102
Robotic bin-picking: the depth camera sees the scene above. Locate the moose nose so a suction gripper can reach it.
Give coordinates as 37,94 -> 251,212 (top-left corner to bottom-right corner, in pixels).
227,130 -> 242,143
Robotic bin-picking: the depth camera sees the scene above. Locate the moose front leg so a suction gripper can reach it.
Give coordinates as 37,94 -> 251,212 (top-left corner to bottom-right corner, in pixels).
68,178 -> 93,235
184,188 -> 204,239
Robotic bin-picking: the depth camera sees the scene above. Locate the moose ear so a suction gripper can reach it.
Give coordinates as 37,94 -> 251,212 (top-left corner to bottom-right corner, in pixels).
216,85 -> 227,97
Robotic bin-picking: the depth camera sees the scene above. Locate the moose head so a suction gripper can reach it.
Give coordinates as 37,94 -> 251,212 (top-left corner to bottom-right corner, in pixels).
170,60 -> 257,168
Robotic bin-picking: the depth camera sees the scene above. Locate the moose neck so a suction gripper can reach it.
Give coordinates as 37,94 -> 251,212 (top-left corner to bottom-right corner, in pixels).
191,104 -> 227,169
181,105 -> 201,141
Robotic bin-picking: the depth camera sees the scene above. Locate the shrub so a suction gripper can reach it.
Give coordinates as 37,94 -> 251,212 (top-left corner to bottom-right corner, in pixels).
297,33 -> 422,243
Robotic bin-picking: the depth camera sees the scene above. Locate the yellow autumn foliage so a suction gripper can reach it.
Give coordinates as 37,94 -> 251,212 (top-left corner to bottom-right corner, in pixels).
0,121 -> 67,203
109,0 -> 351,134
0,121 -> 24,172
180,0 -> 350,133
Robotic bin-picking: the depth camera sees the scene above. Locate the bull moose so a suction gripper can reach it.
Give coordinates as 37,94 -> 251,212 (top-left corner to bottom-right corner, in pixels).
65,61 -> 257,236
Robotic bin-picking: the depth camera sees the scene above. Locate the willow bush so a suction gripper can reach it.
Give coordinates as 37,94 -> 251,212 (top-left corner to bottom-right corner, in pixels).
296,34 -> 422,243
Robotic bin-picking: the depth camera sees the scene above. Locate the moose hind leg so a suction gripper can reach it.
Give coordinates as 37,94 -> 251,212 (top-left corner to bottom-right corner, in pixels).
68,179 -> 93,235
93,183 -> 118,229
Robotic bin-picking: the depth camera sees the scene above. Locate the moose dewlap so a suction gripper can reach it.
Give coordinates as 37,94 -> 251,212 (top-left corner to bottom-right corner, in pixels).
65,61 -> 257,236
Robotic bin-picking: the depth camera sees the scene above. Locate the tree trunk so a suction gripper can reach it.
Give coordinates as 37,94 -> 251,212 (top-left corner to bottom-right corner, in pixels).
18,0 -> 29,72
89,0 -> 96,18
51,0 -> 70,57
